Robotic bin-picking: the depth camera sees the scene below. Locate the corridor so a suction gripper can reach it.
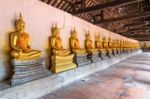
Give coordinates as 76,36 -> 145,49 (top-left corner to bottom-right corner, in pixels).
40,53 -> 150,99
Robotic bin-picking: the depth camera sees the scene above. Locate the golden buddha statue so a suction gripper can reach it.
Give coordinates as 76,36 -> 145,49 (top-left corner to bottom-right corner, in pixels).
85,32 -> 98,53
95,34 -> 106,52
143,42 -> 148,49
113,39 -> 116,48
50,24 -> 76,73
116,39 -> 120,48
112,39 -> 117,51
95,34 -> 102,49
50,24 -> 70,56
70,28 -> 86,54
10,13 -> 41,60
102,37 -> 109,49
108,37 -> 113,48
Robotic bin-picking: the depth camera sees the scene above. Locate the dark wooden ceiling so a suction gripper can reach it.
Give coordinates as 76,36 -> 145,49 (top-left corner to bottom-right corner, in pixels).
40,0 -> 150,41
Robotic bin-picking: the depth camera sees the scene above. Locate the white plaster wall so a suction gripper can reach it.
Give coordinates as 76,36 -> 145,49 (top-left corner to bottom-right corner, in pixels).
0,0 -> 139,81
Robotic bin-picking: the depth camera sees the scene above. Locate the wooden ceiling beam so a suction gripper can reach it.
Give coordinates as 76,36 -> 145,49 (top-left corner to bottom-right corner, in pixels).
128,28 -> 150,32
72,0 -> 144,15
121,34 -> 150,41
124,21 -> 150,27
94,12 -> 150,24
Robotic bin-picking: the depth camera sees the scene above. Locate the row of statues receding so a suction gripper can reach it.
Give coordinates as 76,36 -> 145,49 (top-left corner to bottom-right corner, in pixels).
11,14 -> 140,60
9,13 -> 140,86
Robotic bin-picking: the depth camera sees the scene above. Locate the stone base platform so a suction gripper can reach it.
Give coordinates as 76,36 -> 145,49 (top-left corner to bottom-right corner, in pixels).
51,55 -> 77,73
0,50 -> 142,99
74,53 -> 92,67
11,57 -> 51,86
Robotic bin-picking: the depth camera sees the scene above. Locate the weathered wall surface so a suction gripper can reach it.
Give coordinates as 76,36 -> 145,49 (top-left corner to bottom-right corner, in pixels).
0,0 -> 138,81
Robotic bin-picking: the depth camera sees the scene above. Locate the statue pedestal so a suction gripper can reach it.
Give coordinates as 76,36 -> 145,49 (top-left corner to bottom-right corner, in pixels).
120,49 -> 123,54
100,50 -> 109,60
88,52 -> 102,63
112,49 -> 117,56
74,53 -> 91,67
11,57 -> 51,86
116,48 -> 121,54
107,49 -> 114,58
51,55 -> 77,73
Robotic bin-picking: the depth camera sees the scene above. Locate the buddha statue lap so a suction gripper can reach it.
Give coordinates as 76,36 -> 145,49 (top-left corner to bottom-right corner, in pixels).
10,13 -> 50,86
85,32 -> 101,62
50,24 -> 76,73
70,28 -> 91,66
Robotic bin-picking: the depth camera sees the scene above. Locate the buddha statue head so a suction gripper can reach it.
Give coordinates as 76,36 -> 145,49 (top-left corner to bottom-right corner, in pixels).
71,28 -> 77,38
96,33 -> 101,41
86,31 -> 91,40
113,39 -> 116,43
108,37 -> 112,43
51,23 -> 60,37
116,39 -> 119,44
102,37 -> 106,43
16,13 -> 25,32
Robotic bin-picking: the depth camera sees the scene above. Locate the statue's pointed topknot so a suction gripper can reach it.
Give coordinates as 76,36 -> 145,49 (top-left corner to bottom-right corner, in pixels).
97,33 -> 100,37
55,23 -> 57,27
19,12 -> 22,19
16,12 -> 25,25
52,23 -> 54,28
86,31 -> 90,37
73,27 -> 76,31
86,31 -> 89,35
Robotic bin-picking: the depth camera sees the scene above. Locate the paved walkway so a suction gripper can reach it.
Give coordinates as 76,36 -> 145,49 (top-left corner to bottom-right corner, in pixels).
39,52 -> 150,99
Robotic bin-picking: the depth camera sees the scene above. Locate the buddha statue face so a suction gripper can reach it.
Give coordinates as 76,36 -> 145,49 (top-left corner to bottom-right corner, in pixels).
102,37 -> 106,42
96,34 -> 101,41
108,37 -> 112,42
52,25 -> 60,37
71,29 -> 77,38
114,39 -> 116,43
117,40 -> 119,43
16,14 -> 25,32
86,32 -> 91,40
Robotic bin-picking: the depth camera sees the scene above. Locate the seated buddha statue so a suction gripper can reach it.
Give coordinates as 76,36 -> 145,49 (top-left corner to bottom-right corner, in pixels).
108,37 -> 113,48
95,34 -> 102,50
50,24 -> 76,73
70,28 -> 86,54
116,39 -> 120,48
102,37 -> 109,49
113,39 -> 117,49
85,32 -> 98,53
10,13 -> 41,60
50,24 -> 70,56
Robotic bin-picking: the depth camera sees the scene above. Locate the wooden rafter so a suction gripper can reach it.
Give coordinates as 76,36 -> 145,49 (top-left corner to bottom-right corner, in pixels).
72,0 -> 144,15
94,12 -> 150,24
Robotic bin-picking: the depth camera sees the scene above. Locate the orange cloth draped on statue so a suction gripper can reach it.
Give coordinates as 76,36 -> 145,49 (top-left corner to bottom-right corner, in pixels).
16,32 -> 30,52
